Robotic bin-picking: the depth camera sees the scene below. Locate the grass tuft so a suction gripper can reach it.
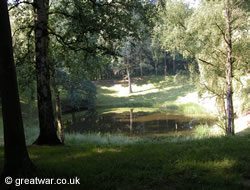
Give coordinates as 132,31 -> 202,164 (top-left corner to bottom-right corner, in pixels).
65,133 -> 141,145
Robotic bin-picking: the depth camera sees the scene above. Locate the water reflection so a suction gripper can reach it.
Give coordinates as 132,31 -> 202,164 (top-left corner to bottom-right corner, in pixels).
130,109 -> 133,134
63,110 -> 214,137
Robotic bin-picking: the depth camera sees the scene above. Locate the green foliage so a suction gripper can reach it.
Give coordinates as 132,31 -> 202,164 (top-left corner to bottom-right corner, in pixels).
173,70 -> 190,84
82,80 -> 97,110
193,124 -> 224,138
154,0 -> 249,128
50,0 -> 151,55
9,3 -> 36,95
56,69 -> 97,110
154,0 -> 193,53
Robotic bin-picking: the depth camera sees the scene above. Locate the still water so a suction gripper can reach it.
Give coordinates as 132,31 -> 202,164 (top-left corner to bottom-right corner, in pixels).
63,109 -> 215,137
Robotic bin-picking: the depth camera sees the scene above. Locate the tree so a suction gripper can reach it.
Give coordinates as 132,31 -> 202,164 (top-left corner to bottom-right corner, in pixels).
154,0 -> 192,75
0,0 -> 34,179
224,0 -> 234,135
155,0 -> 249,135
33,0 -> 62,145
8,0 -> 153,145
126,56 -> 133,94
187,0 -> 249,135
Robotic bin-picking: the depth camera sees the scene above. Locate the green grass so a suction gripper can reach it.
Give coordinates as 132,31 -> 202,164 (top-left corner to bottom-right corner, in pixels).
96,75 -> 208,115
65,133 -> 142,145
193,124 -> 225,138
1,135 -> 250,189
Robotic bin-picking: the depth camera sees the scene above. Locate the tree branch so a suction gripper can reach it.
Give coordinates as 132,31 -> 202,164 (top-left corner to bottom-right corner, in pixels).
198,58 -> 216,67
203,83 -> 225,99
8,1 -> 34,11
214,22 -> 229,45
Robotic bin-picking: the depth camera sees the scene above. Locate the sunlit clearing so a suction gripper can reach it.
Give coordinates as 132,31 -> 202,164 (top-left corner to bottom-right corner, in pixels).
175,91 -> 217,113
176,92 -> 199,104
235,114 -> 250,134
209,126 -> 224,136
101,83 -> 159,97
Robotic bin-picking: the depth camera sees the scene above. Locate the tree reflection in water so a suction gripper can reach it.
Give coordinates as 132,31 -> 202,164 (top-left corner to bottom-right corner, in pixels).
63,110 -> 215,137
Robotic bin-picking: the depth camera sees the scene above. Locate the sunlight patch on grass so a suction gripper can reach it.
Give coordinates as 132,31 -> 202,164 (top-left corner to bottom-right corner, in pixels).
177,159 -> 235,170
160,86 -> 181,91
235,114 -> 250,135
101,83 -> 160,97
94,148 -> 121,154
96,76 -> 212,113
175,92 -> 217,115
175,92 -> 199,104
193,125 -> 224,138
211,159 -> 236,169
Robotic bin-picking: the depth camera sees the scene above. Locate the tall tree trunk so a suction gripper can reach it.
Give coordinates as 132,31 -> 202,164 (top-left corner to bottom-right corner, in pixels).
0,0 -> 34,179
51,68 -> 65,144
127,66 -> 133,94
125,56 -> 133,93
33,0 -> 61,145
225,1 -> 234,135
222,98 -> 228,133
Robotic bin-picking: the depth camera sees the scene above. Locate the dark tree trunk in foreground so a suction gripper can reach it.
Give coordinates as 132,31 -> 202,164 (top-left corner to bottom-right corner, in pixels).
225,1 -> 234,135
0,0 -> 34,180
33,0 -> 61,145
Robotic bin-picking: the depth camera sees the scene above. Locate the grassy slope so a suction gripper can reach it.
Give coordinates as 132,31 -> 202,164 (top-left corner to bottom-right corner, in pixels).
1,135 -> 250,189
95,75 -> 209,115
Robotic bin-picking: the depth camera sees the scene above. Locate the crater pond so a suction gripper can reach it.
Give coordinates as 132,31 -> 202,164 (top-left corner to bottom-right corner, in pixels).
63,108 -> 216,137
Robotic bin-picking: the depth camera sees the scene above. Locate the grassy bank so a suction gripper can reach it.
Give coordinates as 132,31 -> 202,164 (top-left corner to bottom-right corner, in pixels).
1,135 -> 250,189
95,75 -> 211,115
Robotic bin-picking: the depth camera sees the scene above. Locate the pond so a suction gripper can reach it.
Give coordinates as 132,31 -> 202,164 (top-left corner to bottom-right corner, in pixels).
63,109 -> 215,137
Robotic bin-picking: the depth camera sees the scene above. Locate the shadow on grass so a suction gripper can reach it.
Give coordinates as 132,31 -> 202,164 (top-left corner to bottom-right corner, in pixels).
1,136 -> 249,189
134,75 -> 171,87
94,79 -> 127,88
97,86 -> 117,94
